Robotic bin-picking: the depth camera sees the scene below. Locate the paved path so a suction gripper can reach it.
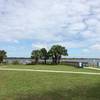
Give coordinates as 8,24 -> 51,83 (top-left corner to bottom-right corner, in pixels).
85,67 -> 100,70
0,68 -> 100,75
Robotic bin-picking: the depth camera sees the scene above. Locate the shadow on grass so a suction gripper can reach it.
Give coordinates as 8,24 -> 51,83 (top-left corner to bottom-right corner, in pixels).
12,83 -> 100,100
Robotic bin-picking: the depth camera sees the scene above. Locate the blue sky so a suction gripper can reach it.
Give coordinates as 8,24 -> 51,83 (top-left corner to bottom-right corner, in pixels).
0,0 -> 100,58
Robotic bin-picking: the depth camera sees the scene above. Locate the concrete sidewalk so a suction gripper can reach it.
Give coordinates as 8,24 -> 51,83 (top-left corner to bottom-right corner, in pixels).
85,67 -> 100,70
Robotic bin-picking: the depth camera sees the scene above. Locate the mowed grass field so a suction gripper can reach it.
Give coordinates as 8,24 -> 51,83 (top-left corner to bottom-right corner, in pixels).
1,64 -> 100,73
0,65 -> 100,100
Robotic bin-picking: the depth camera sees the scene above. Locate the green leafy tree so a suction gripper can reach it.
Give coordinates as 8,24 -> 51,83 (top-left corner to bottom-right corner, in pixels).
0,50 -> 7,64
48,45 -> 68,64
31,50 -> 41,64
40,48 -> 48,64
57,46 -> 68,64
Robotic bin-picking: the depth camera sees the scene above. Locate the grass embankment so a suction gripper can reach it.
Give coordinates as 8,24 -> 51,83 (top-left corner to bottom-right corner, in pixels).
1,64 -> 100,73
0,70 -> 100,100
0,65 -> 100,100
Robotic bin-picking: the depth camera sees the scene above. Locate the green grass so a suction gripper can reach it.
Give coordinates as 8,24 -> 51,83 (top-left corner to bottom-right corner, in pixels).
1,64 -> 100,73
0,65 -> 100,100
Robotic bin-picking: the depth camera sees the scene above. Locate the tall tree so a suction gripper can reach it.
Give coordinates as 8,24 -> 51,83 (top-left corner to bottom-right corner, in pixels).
40,48 -> 48,64
48,45 -> 68,64
57,46 -> 68,64
31,50 -> 41,64
0,50 -> 7,64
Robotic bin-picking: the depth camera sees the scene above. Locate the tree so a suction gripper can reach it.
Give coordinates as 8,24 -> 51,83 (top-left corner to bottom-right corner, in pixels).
40,48 -> 48,64
31,50 -> 41,64
57,46 -> 68,64
0,50 -> 7,64
48,45 -> 68,64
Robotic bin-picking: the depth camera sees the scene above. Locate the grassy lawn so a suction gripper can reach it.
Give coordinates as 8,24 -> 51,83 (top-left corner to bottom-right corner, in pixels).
0,65 -> 100,100
0,69 -> 100,100
1,64 -> 100,73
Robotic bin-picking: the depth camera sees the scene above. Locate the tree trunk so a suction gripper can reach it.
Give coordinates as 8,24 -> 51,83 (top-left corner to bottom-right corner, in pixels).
0,57 -> 3,64
35,57 -> 38,64
44,58 -> 47,64
52,57 -> 55,64
58,55 -> 61,64
55,55 -> 58,64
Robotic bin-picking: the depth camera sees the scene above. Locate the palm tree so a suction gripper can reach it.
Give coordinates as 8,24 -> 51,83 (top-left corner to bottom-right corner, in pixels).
48,45 -> 68,64
40,48 -> 48,64
0,50 -> 7,64
31,50 -> 41,64
57,46 -> 68,64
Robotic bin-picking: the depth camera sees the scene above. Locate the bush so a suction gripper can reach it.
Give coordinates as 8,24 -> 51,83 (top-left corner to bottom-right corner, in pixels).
12,60 -> 20,65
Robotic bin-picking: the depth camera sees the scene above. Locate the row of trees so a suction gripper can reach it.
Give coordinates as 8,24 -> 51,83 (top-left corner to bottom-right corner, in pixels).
0,45 -> 68,64
31,45 -> 68,64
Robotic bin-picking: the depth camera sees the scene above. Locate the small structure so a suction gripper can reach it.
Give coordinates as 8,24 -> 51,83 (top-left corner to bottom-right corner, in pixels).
97,62 -> 100,68
78,62 -> 88,68
61,60 -> 88,68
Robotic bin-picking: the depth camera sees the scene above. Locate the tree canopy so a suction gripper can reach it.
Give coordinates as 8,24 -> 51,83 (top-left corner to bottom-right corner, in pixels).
31,45 -> 68,64
31,50 -> 41,64
0,50 -> 7,63
40,48 -> 48,64
48,45 -> 68,64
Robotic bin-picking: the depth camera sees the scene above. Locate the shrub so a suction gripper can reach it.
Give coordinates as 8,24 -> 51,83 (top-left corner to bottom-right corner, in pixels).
12,60 -> 20,65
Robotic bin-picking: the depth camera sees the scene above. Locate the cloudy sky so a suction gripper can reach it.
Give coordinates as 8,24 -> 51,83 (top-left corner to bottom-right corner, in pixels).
0,0 -> 100,57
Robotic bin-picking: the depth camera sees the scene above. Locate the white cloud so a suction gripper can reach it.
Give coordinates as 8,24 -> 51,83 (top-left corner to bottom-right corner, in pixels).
90,44 -> 100,50
0,0 -> 97,42
0,0 -> 100,57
